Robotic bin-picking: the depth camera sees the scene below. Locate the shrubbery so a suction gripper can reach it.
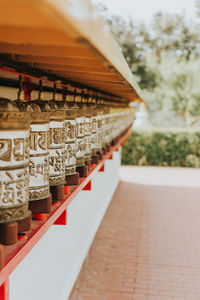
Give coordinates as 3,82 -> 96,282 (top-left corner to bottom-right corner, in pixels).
122,128 -> 200,167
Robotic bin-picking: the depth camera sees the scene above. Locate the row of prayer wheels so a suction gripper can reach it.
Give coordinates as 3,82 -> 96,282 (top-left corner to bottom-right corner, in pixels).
0,86 -> 134,245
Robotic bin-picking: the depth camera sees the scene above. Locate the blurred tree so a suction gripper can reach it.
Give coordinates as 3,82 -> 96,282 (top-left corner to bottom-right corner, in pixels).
96,3 -> 200,127
97,4 -> 157,89
151,12 -> 199,60
144,57 -> 200,126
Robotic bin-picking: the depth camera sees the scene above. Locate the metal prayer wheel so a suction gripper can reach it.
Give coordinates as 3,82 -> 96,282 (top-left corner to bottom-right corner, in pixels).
83,105 -> 92,170
17,101 -> 51,214
64,106 -> 77,179
39,99 -> 65,202
91,106 -> 99,164
0,98 -> 31,244
110,111 -> 118,145
107,111 -> 113,147
29,110 -> 50,209
49,104 -> 65,186
102,106 -> 110,152
104,110 -> 111,151
101,109 -> 106,154
96,107 -> 103,159
56,95 -> 79,185
75,105 -> 88,177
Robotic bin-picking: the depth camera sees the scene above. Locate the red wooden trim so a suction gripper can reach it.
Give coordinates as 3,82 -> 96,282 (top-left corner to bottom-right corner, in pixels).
108,154 -> 113,160
82,180 -> 92,191
0,128 -> 131,287
53,209 -> 67,225
0,279 -> 9,300
98,164 -> 105,172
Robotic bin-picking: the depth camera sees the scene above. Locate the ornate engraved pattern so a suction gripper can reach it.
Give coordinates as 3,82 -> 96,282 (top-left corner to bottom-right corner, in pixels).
27,116 -> 50,202
49,176 -> 65,186
76,157 -> 85,167
0,203 -> 29,223
50,110 -> 65,121
48,119 -> 65,186
85,153 -> 92,161
76,116 -> 85,166
31,112 -> 50,123
0,106 -> 30,222
0,111 -> 31,130
29,187 -> 50,201
65,166 -> 76,176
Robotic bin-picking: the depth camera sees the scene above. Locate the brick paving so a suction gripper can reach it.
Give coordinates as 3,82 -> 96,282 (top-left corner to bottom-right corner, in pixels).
70,167 -> 200,300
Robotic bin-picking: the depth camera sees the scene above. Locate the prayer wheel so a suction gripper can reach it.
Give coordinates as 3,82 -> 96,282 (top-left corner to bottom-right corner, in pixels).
75,104 -> 88,177
84,105 -> 92,172
65,104 -> 79,185
38,97 -> 65,203
96,106 -> 103,160
101,107 -> 106,155
104,107 -> 111,152
0,98 -> 31,245
56,90 -> 79,186
90,104 -> 99,164
17,99 -> 52,214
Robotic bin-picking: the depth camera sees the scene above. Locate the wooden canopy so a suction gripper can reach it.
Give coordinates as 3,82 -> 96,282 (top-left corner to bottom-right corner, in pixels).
0,0 -> 143,102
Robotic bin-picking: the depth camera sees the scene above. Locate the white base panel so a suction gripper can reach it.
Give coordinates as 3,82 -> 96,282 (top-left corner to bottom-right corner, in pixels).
10,149 -> 121,300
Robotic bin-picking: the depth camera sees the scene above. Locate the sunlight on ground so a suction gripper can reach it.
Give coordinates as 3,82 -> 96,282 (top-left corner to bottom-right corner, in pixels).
120,166 -> 200,187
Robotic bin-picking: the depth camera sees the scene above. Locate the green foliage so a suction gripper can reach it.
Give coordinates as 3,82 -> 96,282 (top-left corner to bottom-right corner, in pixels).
122,129 -> 200,167
97,3 -> 200,127
143,57 -> 200,126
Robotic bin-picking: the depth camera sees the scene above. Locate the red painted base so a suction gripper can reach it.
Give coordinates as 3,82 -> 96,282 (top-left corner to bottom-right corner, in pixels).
29,196 -> 52,214
102,147 -> 107,155
0,211 -> 31,245
50,185 -> 65,203
97,151 -> 103,160
18,212 -> 32,232
66,172 -> 79,186
106,145 -> 110,152
76,165 -> 88,178
85,160 -> 91,172
91,154 -> 99,164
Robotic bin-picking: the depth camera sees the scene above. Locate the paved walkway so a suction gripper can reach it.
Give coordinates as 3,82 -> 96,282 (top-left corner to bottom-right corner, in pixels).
70,167 -> 200,300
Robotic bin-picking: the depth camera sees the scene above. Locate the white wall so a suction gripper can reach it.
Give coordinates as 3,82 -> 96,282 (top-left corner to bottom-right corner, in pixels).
10,149 -> 121,300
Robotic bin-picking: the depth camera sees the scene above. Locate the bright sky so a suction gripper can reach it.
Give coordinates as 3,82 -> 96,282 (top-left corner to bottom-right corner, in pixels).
91,0 -> 197,23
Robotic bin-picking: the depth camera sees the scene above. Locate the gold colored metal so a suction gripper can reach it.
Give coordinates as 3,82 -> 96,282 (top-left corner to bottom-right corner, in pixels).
0,98 -> 31,223
55,94 -> 78,177
83,104 -> 92,162
17,99 -> 51,201
38,99 -> 66,186
75,104 -> 85,167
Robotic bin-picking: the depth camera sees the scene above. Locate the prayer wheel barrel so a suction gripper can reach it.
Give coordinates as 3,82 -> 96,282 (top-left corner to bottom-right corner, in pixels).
0,98 -> 31,245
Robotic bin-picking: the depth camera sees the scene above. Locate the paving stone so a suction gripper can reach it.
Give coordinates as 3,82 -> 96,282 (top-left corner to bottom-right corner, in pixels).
70,167 -> 200,300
